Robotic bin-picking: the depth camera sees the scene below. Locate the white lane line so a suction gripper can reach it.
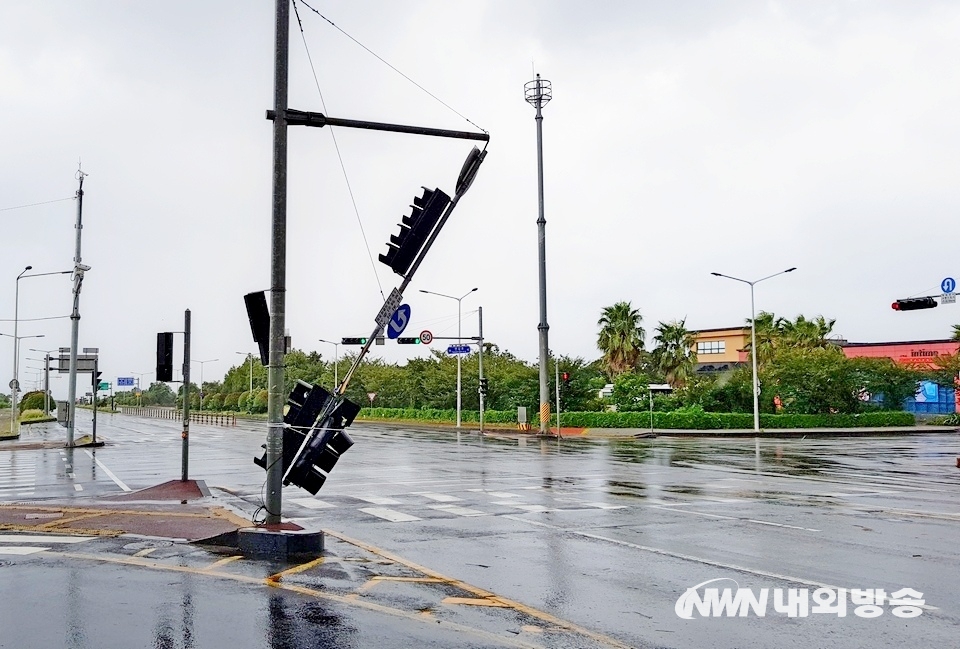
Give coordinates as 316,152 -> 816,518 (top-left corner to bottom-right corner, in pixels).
746,519 -> 820,532
74,484 -> 83,492
428,504 -> 486,517
486,491 -> 522,499
651,506 -> 737,520
578,502 -> 627,510
0,547 -> 48,555
0,535 -> 95,544
359,507 -> 421,523
288,497 -> 336,510
505,516 -> 937,611
355,495 -> 401,505
419,493 -> 462,502
67,473 -> 76,478
83,450 -> 131,492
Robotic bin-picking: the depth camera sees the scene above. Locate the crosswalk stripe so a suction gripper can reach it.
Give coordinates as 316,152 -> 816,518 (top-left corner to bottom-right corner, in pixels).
288,497 -> 336,510
359,507 -> 421,522
428,504 -> 486,517
355,495 -> 402,505
420,493 -> 462,502
0,547 -> 49,555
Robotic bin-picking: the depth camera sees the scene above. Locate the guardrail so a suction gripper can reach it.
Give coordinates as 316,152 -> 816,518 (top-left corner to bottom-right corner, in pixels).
118,407 -> 236,427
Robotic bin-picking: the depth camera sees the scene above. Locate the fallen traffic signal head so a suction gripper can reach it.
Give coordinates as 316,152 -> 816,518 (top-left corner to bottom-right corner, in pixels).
891,297 -> 938,311
379,187 -> 451,277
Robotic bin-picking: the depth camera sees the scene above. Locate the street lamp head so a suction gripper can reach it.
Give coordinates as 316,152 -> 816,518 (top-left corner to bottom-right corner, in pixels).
710,272 -> 722,277
785,267 -> 797,273
24,265 -> 32,271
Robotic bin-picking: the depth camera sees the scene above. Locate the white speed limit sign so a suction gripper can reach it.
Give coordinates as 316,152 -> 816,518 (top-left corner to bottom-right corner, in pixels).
419,330 -> 433,345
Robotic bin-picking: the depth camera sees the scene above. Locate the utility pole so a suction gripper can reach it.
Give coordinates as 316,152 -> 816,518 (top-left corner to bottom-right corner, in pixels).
555,357 -> 561,438
66,168 -> 88,447
525,74 -> 553,436
264,0 -> 289,524
478,306 -> 484,434
181,309 -> 191,481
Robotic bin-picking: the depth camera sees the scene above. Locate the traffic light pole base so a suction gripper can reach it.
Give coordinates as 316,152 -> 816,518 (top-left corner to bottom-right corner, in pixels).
67,434 -> 105,448
237,526 -> 324,560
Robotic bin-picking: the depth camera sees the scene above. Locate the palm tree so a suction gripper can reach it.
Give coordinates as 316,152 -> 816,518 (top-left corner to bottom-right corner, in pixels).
951,324 -> 960,341
781,315 -> 836,348
652,319 -> 696,388
597,301 -> 645,378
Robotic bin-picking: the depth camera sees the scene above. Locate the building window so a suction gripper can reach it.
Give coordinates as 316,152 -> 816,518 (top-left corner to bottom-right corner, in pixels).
697,341 -> 726,355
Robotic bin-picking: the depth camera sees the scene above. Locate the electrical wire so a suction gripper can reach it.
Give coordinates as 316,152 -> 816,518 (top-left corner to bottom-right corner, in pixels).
0,196 -> 75,212
297,0 -> 487,135
292,0 -> 386,301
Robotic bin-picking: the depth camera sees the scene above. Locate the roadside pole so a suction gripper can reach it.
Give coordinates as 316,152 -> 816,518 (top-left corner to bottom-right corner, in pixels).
555,358 -> 561,438
478,306 -> 484,434
181,309 -> 191,481
91,356 -> 97,444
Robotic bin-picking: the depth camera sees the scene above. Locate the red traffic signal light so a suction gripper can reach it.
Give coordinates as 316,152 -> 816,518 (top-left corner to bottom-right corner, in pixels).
892,297 -> 938,311
561,371 -> 570,385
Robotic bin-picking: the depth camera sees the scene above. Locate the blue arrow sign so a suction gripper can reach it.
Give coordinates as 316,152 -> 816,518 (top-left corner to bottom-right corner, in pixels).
942,277 -> 956,294
446,344 -> 471,355
387,304 -> 411,339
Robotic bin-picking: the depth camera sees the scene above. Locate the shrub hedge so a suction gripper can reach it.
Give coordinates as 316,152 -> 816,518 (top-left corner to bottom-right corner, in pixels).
356,408 -> 915,429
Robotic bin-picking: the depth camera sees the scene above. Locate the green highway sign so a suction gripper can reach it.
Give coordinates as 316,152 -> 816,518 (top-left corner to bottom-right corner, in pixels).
98,381 -> 110,391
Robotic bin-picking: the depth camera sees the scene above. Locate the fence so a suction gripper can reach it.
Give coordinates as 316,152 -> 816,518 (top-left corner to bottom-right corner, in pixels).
119,407 -> 236,426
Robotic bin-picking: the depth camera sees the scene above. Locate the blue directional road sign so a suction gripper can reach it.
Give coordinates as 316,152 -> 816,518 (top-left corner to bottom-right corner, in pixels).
117,377 -> 135,387
942,277 -> 956,294
387,304 -> 411,340
446,344 -> 471,355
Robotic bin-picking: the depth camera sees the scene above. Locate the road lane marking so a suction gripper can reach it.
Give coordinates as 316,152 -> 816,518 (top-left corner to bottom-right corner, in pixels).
74,484 -> 83,492
0,534 -> 95,544
359,507 -> 421,522
419,492 -> 462,502
83,451 -> 131,491
355,495 -> 401,505
443,597 -> 509,607
650,505 -> 821,531
0,547 -> 48,555
428,504 -> 486,517
493,502 -> 550,512
288,497 -> 336,509
204,555 -> 244,572
504,516 -> 937,612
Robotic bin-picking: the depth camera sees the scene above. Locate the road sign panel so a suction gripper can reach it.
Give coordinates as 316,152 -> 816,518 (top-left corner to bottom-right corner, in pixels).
446,344 -> 471,355
387,304 -> 411,339
117,377 -> 135,387
98,382 -> 110,391
375,288 -> 403,328
943,277 -> 956,294
942,293 -> 956,305
419,330 -> 433,345
8,379 -> 19,391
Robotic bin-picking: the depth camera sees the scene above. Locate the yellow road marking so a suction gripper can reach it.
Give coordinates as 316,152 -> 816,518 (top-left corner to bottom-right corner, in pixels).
371,576 -> 445,583
443,597 -> 509,607
202,555 -> 242,571
267,556 -> 324,582
38,512 -> 105,529
323,529 -> 634,649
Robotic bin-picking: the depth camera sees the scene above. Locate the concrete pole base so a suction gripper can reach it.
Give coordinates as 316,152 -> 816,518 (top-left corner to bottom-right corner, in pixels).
237,527 -> 324,560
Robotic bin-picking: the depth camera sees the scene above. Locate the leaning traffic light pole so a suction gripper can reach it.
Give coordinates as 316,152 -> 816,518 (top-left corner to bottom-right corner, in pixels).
263,0 -> 488,520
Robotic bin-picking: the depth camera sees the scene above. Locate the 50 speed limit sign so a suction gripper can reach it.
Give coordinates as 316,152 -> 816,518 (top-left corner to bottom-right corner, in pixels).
419,330 -> 433,345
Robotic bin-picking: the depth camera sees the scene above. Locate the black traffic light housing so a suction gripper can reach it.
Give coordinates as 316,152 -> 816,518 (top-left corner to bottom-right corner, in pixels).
255,380 -> 359,495
397,337 -> 421,344
479,378 -> 489,396
892,297 -> 938,311
341,337 -> 367,345
379,187 -> 451,277
561,372 -> 570,387
244,291 -> 270,365
156,332 -> 174,382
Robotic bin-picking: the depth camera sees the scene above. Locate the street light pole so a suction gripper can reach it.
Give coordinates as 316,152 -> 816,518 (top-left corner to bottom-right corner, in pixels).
10,265 -> 31,434
711,267 -> 797,432
317,339 -> 340,389
420,287 -> 478,428
191,358 -> 218,410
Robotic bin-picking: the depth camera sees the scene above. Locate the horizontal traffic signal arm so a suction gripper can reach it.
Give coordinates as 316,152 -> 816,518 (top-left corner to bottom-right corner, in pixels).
891,297 -> 938,311
266,109 -> 489,142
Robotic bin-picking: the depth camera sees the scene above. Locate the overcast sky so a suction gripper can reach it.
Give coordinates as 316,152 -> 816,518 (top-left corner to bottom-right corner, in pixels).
3,1 -> 960,399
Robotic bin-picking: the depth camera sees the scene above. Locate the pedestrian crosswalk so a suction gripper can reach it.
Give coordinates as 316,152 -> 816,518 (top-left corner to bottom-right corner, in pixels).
0,532 -> 95,555
286,487 -> 627,524
0,455 -> 36,498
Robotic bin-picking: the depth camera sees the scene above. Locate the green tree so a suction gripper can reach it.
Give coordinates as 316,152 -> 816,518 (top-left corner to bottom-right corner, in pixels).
651,319 -> 697,388
142,382 -> 175,407
597,301 -> 646,379
951,325 -> 960,341
848,357 -> 920,411
611,373 -> 649,411
763,346 -> 859,414
18,390 -> 55,413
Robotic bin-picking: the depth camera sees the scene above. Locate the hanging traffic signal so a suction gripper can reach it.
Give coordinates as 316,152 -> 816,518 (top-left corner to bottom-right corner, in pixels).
397,337 -> 421,344
379,187 -> 451,276
892,297 -> 938,311
255,380 -> 359,495
479,378 -> 489,395
244,291 -> 270,365
561,371 -> 570,387
156,332 -> 174,382
341,337 -> 367,345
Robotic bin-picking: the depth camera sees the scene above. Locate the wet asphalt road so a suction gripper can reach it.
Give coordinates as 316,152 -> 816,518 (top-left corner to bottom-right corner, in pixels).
1,412 -> 959,648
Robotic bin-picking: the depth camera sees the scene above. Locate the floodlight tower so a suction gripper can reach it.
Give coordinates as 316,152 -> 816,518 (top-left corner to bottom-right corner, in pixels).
525,74 -> 553,436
